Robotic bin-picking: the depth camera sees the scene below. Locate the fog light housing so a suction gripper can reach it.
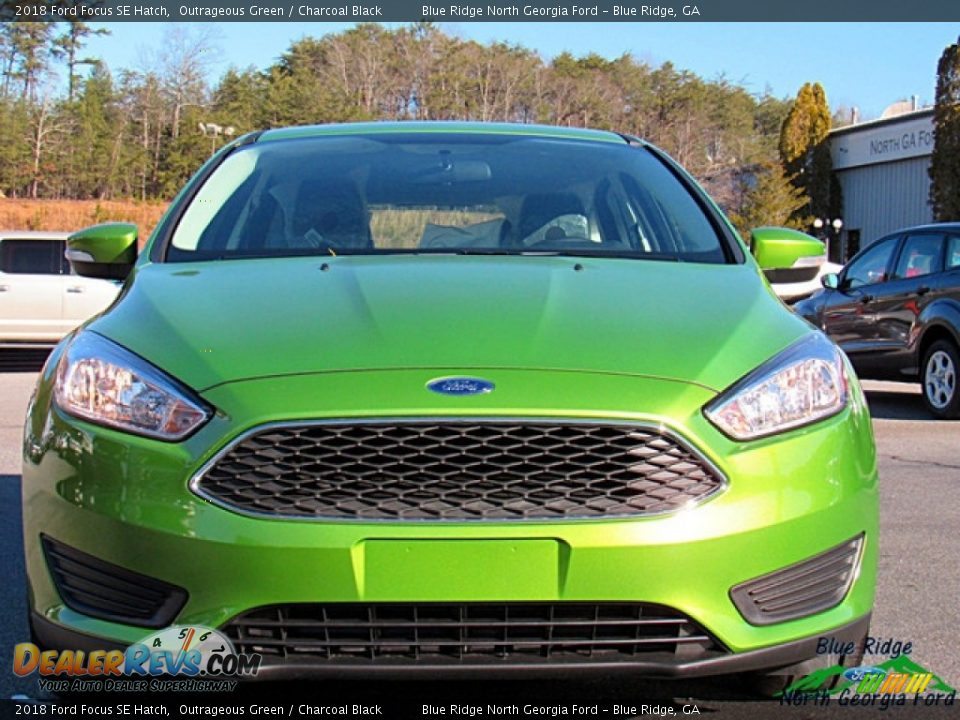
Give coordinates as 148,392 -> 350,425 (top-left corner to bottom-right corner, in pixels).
729,534 -> 863,626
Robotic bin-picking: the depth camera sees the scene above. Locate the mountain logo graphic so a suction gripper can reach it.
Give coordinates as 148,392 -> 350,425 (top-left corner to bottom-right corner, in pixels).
781,655 -> 956,697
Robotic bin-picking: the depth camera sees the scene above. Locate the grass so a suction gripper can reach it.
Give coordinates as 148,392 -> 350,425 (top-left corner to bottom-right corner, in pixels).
0,199 -> 169,244
371,208 -> 501,248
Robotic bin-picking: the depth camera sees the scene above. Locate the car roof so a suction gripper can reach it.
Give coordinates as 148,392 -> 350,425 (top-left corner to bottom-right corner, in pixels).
889,222 -> 960,234
257,121 -> 628,146
0,230 -> 70,241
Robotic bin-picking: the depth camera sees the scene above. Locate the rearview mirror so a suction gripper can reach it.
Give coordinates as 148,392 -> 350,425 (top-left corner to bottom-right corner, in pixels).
750,227 -> 826,270
66,223 -> 138,281
821,272 -> 839,290
410,159 -> 492,184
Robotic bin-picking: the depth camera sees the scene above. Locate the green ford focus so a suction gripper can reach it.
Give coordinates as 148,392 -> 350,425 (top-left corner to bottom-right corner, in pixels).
22,122 -> 877,687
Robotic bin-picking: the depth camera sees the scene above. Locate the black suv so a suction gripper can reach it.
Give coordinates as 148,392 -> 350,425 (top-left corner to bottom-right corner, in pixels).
796,223 -> 960,418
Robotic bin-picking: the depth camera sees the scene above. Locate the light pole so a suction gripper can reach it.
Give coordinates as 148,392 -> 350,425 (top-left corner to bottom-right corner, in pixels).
198,122 -> 237,157
813,217 -> 843,263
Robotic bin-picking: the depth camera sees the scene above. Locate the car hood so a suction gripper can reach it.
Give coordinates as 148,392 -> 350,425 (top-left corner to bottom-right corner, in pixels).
90,255 -> 810,394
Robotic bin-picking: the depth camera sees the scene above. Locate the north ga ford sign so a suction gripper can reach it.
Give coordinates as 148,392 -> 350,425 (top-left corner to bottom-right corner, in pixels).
831,111 -> 934,170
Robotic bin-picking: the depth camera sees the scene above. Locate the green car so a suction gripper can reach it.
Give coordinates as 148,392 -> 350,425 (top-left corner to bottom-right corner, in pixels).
22,122 -> 876,688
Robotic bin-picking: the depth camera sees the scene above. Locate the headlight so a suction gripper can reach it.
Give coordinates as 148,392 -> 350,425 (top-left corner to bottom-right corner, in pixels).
704,333 -> 848,440
54,332 -> 211,441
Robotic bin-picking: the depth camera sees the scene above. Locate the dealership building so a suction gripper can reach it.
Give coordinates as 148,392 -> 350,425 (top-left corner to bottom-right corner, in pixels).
828,105 -> 935,262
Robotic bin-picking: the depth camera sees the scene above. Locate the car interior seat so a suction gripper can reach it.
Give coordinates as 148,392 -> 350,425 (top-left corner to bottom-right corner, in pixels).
518,193 -> 586,244
290,181 -> 373,250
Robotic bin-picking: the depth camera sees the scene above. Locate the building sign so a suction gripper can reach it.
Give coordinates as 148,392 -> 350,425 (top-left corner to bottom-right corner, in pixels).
831,111 -> 934,170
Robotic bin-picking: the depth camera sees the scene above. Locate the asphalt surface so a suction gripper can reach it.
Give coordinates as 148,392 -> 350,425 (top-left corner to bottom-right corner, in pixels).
0,350 -> 958,718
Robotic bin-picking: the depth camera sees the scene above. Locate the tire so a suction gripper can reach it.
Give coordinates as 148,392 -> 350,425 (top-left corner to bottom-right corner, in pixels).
921,339 -> 960,419
742,630 -> 866,698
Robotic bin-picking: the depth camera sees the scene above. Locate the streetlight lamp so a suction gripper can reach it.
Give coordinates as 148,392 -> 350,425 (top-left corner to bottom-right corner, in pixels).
813,217 -> 843,263
198,122 -> 236,156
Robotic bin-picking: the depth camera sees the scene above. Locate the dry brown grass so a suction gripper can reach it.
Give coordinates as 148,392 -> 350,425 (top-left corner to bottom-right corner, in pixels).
371,208 -> 501,248
0,199 -> 170,243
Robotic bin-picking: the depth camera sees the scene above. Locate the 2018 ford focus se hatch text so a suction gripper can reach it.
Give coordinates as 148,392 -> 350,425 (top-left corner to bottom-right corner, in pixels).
22,122 -> 877,690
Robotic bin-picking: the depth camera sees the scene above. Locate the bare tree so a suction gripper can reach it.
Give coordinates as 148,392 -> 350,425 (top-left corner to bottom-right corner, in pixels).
28,92 -> 60,198
157,25 -> 220,138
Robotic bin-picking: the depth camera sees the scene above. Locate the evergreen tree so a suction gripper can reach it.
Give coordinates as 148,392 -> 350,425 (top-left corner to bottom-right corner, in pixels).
930,36 -> 960,221
71,63 -> 118,198
4,22 -> 52,101
52,21 -> 110,101
779,82 -> 840,224
728,162 -> 809,240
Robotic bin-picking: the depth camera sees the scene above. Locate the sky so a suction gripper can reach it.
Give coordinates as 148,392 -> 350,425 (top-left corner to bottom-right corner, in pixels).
83,22 -> 960,120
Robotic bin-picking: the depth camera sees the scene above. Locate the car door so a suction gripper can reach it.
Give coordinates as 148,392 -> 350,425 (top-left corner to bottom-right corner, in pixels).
942,233 -> 960,299
821,235 -> 901,355
0,238 -> 65,343
60,248 -> 121,328
867,232 -> 946,361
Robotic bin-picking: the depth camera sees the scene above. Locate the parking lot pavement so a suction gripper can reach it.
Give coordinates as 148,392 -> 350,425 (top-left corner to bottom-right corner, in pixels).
1,357 -> 958,708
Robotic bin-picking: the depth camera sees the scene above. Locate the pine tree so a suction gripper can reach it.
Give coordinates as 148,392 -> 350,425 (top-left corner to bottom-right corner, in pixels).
930,36 -> 960,221
728,162 -> 809,240
779,82 -> 840,224
52,22 -> 110,101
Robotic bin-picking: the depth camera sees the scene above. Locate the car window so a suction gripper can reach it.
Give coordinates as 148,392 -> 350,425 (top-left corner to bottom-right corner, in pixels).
844,237 -> 898,289
0,239 -> 63,275
947,235 -> 960,270
168,134 -> 728,264
893,234 -> 944,280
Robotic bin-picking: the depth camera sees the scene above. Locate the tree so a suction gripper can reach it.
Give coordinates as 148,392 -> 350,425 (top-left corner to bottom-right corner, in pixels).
0,22 -> 806,205
4,22 -> 52,100
212,67 -> 268,132
930,36 -> 960,221
727,163 -> 810,240
52,21 -> 110,101
158,25 -> 218,138
0,99 -> 32,195
67,63 -> 120,198
779,82 -> 840,223
27,93 -> 60,198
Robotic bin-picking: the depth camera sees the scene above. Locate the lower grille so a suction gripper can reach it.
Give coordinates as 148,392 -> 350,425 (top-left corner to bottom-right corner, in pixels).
193,420 -> 725,521
224,603 -> 723,664
730,534 -> 864,626
41,535 -> 187,628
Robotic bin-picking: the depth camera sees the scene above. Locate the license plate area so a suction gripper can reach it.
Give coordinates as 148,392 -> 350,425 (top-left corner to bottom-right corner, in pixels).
358,539 -> 560,600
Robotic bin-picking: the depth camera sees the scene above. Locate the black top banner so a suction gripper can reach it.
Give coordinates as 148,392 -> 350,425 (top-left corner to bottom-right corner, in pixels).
3,0 -> 960,21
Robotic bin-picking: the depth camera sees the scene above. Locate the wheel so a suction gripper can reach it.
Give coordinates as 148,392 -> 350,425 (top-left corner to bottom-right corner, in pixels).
742,630 -> 866,698
921,339 -> 960,419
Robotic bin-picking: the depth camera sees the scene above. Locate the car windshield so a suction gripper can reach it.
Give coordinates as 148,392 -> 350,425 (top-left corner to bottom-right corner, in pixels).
167,133 -> 728,263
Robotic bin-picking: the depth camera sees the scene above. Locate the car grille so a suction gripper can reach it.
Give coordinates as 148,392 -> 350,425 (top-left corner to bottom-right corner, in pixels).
729,535 -> 864,625
41,535 -> 187,628
224,603 -> 723,664
192,420 -> 724,520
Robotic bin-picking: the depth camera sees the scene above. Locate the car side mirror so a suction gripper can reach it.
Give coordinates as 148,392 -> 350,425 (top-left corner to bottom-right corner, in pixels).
66,223 -> 138,281
750,226 -> 826,272
821,272 -> 840,290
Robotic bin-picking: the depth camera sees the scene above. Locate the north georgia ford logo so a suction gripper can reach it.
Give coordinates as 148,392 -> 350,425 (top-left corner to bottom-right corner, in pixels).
13,625 -> 261,679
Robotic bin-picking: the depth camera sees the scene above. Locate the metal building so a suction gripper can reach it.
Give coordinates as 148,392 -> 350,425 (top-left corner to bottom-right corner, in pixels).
829,107 -> 935,261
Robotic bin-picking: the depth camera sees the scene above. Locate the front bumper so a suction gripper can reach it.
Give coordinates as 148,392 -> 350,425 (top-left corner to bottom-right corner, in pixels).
22,365 -> 879,675
29,611 -> 872,680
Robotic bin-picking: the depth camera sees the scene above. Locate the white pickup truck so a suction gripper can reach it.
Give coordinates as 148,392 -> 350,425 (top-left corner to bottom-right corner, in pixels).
0,231 -> 121,347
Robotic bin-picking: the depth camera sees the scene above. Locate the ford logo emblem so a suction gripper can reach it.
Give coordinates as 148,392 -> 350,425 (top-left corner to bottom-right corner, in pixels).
427,377 -> 495,396
843,666 -> 885,682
